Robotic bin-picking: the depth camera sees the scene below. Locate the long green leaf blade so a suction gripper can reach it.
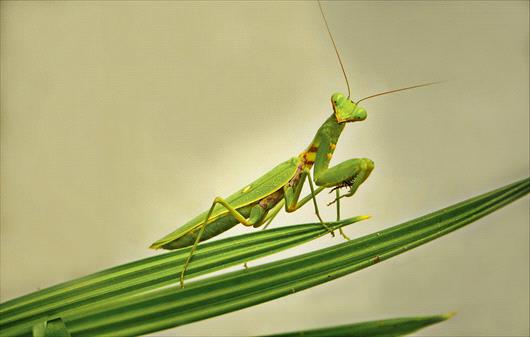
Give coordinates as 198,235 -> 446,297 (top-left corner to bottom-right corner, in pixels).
262,312 -> 454,337
2,178 -> 527,337
32,178 -> 529,337
0,216 -> 366,336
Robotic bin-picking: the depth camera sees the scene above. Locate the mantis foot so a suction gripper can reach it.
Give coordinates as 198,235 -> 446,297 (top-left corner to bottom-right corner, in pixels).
327,195 -> 344,206
327,188 -> 356,206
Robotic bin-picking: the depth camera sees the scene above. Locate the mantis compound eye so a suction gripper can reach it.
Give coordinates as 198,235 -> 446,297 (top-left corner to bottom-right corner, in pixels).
354,107 -> 367,121
331,93 -> 346,107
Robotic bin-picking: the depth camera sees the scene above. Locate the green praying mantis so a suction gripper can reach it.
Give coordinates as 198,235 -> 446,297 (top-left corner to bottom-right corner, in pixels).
149,2 -> 436,288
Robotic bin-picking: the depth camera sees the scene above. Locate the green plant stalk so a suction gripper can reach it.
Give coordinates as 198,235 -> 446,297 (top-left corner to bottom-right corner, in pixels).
0,216 -> 366,335
262,312 -> 455,337
22,178 -> 530,337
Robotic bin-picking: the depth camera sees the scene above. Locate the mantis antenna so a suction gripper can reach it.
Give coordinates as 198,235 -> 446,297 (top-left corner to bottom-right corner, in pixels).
356,81 -> 441,104
318,0 -> 351,99
318,2 -> 439,103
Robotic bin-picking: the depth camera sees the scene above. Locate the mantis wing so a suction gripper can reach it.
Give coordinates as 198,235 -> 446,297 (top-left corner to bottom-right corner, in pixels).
150,157 -> 300,249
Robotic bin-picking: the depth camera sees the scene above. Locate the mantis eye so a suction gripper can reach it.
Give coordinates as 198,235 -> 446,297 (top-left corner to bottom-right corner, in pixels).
331,93 -> 346,106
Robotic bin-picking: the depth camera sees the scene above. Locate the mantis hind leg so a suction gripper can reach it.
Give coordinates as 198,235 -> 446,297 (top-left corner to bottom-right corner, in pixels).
179,197 -> 268,288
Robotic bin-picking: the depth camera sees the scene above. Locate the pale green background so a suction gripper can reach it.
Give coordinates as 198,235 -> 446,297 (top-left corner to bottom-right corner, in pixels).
1,1 -> 528,336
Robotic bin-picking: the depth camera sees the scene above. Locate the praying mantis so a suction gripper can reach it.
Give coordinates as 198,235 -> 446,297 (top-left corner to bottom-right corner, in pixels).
149,2 -> 436,288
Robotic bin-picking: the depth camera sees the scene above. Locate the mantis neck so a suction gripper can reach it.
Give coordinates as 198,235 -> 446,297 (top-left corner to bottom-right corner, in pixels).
300,114 -> 345,173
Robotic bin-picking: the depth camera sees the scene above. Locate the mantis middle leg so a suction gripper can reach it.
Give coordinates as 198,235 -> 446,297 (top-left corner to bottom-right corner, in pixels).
284,169 -> 334,235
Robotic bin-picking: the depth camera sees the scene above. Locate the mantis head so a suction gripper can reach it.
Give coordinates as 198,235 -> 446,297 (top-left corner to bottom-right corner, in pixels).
331,93 -> 367,123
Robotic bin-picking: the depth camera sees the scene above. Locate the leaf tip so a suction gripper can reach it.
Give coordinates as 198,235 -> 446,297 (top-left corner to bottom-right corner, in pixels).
148,243 -> 161,250
443,311 -> 457,320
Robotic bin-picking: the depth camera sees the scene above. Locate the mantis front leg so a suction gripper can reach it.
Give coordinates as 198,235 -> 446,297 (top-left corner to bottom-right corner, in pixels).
311,157 -> 373,240
314,157 -> 375,205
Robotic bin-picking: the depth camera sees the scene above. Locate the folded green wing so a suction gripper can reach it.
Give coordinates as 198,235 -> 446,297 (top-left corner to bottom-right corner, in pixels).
150,157 -> 300,249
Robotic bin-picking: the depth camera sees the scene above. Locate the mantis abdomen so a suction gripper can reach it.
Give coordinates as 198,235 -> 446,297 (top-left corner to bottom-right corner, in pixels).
158,205 -> 254,249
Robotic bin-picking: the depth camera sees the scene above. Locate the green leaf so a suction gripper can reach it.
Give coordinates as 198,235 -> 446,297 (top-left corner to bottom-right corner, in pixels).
262,312 -> 455,337
1,178 -> 527,337
0,216 -> 367,336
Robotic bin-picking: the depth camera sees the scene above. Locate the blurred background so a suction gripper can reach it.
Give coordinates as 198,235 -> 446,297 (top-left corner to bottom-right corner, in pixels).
1,1 -> 528,335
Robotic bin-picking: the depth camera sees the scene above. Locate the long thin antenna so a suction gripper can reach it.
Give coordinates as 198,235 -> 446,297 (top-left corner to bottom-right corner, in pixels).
356,81 -> 440,104
318,0 -> 351,99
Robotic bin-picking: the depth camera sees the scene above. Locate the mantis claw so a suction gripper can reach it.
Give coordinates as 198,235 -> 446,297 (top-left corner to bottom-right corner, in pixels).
327,187 -> 356,206
327,196 -> 342,206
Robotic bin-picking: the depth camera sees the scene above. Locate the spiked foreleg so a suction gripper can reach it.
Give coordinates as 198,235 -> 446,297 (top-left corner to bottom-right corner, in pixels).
314,158 -> 374,205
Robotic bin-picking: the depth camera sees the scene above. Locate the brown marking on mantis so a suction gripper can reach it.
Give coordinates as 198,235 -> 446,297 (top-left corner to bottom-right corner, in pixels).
259,189 -> 284,210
